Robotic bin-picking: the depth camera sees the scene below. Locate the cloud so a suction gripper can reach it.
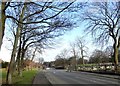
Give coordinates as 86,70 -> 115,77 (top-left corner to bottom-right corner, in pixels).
0,46 -> 11,62
0,37 -> 12,62
39,41 -> 70,62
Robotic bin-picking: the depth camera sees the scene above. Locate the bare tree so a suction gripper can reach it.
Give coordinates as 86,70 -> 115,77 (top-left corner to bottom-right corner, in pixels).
30,47 -> 37,61
54,49 -> 69,68
2,1 -> 88,84
70,42 -> 77,58
60,49 -> 68,58
70,42 -> 78,70
6,3 -> 27,84
75,37 -> 88,65
104,46 -> 114,62
81,2 -> 120,71
55,55 -> 65,68
89,49 -> 109,64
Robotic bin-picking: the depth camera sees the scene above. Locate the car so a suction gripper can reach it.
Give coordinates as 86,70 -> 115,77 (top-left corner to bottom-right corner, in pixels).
46,67 -> 50,70
55,66 -> 64,69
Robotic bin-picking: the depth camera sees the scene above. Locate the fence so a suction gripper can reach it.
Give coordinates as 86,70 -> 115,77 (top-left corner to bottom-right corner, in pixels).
77,63 -> 120,73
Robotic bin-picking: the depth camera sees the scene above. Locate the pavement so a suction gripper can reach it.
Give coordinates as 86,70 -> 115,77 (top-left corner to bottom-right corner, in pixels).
32,69 -> 120,85
32,71 -> 52,86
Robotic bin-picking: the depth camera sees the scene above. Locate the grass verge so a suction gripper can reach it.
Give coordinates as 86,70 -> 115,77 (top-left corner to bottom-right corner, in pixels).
0,68 -> 7,84
1,68 -> 38,84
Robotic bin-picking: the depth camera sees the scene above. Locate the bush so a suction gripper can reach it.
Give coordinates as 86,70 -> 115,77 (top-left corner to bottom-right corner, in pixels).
2,62 -> 9,68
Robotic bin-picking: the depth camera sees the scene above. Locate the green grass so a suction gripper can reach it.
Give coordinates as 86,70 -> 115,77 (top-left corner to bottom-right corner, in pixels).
13,70 -> 38,84
1,68 -> 38,84
1,69 -> 7,79
0,69 -> 7,84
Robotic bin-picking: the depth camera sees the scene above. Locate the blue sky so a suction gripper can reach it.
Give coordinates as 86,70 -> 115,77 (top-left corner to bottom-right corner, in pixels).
0,21 -> 97,62
35,24 -> 99,62
0,1 -> 114,62
0,16 -> 110,62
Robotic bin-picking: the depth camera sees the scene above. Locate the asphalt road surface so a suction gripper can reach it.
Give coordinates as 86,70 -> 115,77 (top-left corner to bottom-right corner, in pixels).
44,69 -> 120,85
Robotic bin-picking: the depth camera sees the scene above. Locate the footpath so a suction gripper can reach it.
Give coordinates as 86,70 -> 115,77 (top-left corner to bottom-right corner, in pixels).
32,70 -> 52,86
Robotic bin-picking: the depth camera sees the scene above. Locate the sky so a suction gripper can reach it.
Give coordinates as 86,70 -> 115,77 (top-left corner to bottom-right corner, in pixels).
0,1 -> 114,62
37,27 -> 96,62
0,22 -> 97,62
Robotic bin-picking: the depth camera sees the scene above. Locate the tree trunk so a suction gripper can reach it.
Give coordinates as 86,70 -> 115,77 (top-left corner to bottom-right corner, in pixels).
31,47 -> 37,61
19,41 -> 28,71
6,4 -> 26,84
113,43 -> 119,73
16,37 -> 22,76
81,48 -> 84,65
16,36 -> 27,76
0,2 -> 6,50
21,48 -> 26,70
6,26 -> 20,84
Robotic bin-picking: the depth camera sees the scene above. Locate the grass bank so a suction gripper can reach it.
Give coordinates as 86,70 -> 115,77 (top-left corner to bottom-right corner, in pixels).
1,68 -> 38,84
0,68 -> 7,84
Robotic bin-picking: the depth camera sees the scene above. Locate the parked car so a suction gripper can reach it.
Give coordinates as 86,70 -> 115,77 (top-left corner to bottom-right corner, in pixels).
46,67 -> 50,70
55,66 -> 64,69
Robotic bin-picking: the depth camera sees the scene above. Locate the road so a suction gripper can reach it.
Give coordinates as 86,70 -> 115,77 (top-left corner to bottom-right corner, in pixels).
44,69 -> 120,85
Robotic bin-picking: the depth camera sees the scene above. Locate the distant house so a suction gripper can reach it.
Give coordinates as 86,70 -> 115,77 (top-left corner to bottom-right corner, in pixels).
23,59 -> 42,70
